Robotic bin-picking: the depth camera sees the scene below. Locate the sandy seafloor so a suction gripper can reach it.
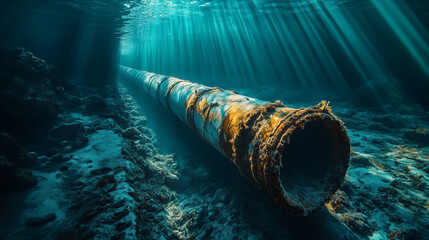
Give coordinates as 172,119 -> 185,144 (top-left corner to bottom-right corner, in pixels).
1,74 -> 428,239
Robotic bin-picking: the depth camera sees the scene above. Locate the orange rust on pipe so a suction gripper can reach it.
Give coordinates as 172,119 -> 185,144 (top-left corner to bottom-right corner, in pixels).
120,66 -> 351,216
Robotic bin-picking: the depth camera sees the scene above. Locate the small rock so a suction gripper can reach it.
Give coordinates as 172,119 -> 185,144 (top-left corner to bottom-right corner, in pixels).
50,153 -> 63,162
116,221 -> 132,231
328,190 -> 350,212
63,146 -> 72,153
62,154 -> 73,161
26,151 -> 38,162
113,208 -> 130,221
404,128 -> 429,145
370,138 -> 384,145
340,212 -> 372,235
86,127 -> 96,134
165,176 -> 180,187
79,208 -> 102,224
96,175 -> 117,191
85,95 -> 106,113
25,213 -> 56,227
122,127 -> 141,140
90,167 -> 112,176
37,155 -> 49,162
351,154 -> 374,168
134,117 -> 147,126
59,165 -> 69,171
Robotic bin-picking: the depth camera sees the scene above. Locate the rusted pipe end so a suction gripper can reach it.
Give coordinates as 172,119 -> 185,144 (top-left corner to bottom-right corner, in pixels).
220,100 -> 350,216
256,103 -> 350,216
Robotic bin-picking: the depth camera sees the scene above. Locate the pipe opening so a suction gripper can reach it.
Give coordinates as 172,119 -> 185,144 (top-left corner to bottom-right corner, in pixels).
280,119 -> 346,212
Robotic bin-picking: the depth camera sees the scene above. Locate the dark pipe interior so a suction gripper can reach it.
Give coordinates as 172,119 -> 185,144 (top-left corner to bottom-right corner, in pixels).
280,120 -> 340,210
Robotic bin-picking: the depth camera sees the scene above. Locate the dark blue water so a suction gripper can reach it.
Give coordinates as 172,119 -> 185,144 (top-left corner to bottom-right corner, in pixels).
1,0 -> 428,105
119,0 -> 429,106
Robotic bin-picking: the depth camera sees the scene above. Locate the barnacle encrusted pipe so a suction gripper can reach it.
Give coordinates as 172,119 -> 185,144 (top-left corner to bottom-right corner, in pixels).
120,66 -> 350,216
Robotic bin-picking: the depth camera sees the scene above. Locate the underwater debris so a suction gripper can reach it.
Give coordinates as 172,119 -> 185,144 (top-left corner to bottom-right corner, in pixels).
120,66 -> 351,216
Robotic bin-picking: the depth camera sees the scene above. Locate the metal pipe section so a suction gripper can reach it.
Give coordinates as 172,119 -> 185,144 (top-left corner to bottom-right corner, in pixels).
120,66 -> 350,216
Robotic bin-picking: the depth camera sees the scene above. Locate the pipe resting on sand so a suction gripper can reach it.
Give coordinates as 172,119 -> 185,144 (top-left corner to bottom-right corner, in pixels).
120,66 -> 350,216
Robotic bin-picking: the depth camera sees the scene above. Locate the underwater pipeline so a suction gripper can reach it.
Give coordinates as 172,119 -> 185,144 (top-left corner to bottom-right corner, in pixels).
119,66 -> 350,216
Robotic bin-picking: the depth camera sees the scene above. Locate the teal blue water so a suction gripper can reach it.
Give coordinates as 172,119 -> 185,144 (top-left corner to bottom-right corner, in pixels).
120,0 -> 429,105
1,0 -> 427,105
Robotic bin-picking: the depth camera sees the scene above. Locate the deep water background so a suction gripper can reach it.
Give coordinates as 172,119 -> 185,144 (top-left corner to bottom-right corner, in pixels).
1,0 -> 429,239
119,0 -> 429,106
0,0 -> 124,86
1,0 -> 428,105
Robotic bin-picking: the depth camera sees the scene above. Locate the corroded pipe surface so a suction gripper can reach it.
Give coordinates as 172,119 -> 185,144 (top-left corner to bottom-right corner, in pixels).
120,66 -> 350,216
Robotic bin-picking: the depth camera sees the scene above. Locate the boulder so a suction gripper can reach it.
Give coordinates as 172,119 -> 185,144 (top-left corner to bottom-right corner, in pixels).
85,95 -> 106,113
